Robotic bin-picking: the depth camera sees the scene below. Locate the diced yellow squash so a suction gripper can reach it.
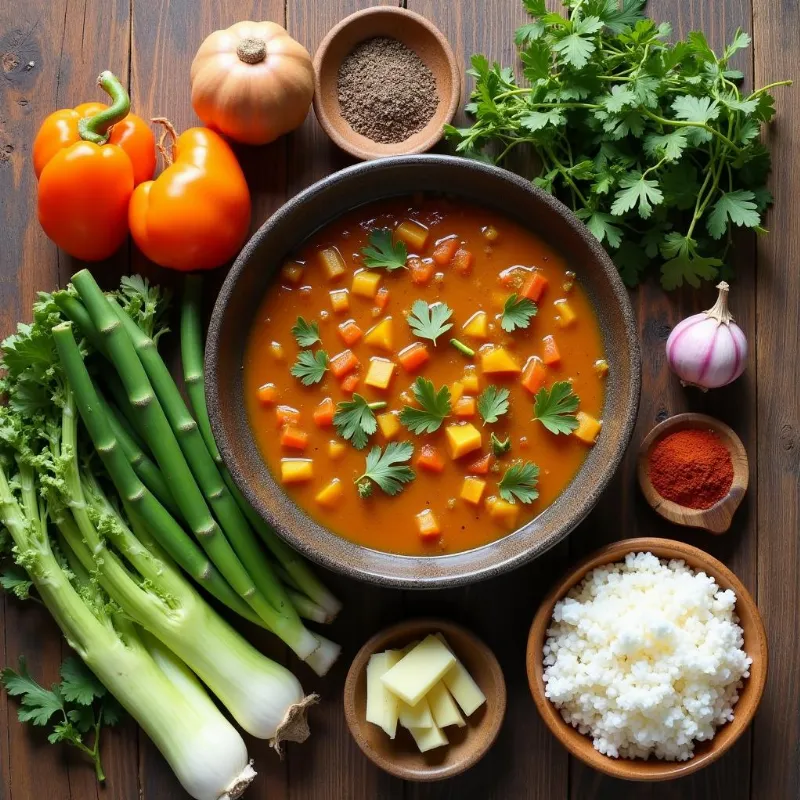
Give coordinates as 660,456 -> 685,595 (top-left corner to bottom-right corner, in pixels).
380,635 -> 456,706
269,341 -> 285,362
408,722 -> 448,753
365,358 -> 396,390
491,291 -> 507,310
461,368 -> 480,393
352,269 -> 382,299
486,496 -> 520,528
329,288 -> 350,314
377,412 -> 401,440
280,459 -> 313,484
415,509 -> 440,538
445,423 -> 482,459
460,476 -> 486,505
480,346 -> 521,375
574,411 -> 602,445
554,298 -> 577,327
449,381 -> 464,405
395,219 -> 429,251
280,261 -> 304,284
319,247 -> 346,280
364,317 -> 393,351
462,310 -> 489,340
315,479 -> 343,508
328,440 -> 346,460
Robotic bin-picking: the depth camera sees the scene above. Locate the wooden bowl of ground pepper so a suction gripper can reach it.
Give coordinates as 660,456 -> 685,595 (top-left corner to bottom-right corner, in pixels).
637,413 -> 749,534
312,6 -> 460,160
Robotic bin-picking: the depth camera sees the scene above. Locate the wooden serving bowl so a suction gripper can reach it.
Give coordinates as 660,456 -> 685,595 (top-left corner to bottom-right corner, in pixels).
637,413 -> 749,534
526,538 -> 768,782
312,6 -> 460,160
343,619 -> 506,781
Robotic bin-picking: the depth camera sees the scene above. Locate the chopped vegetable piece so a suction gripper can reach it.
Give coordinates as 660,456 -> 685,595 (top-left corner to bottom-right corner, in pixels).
501,293 -> 537,332
490,433 -> 511,457
380,635 -> 456,706
498,461 -> 540,504
438,637 -> 486,715
315,478 -> 343,508
337,319 -> 363,345
486,496 -> 520,528
481,225 -> 499,243
375,287 -> 390,311
291,316 -> 321,347
365,358 -> 396,391
573,411 -> 602,445
313,397 -> 335,428
477,385 -> 510,425
449,381 -> 464,405
408,722 -> 448,753
280,426 -> 308,451
554,299 -> 577,328
432,237 -> 459,265
451,248 -> 474,275
427,681 -> 466,729
520,272 -> 548,303
328,440 -> 346,460
366,651 -> 403,738
449,339 -> 475,358
480,346 -> 521,375
408,257 -> 435,286
356,442 -> 415,498
399,378 -> 451,434
361,228 -> 408,271
453,396 -> 476,418
541,335 -> 561,366
340,373 -> 360,394
275,405 -> 300,428
329,349 -> 359,378
395,219 -> 429,251
269,341 -> 285,361
329,288 -> 350,313
280,458 -> 314,484
445,423 -> 482,459
397,342 -> 430,373
319,246 -> 346,280
533,381 -> 580,435
460,476 -> 486,506
398,695 -> 434,729
594,358 -> 609,378
467,453 -> 492,475
407,300 -> 453,346
257,382 -> 277,406
333,394 -> 386,449
521,357 -> 548,395
415,444 -> 445,473
377,412 -> 401,441
364,317 -> 393,351
415,509 -> 441,538
462,311 -> 489,341
281,261 -> 304,284
352,270 -> 382,299
290,349 -> 329,385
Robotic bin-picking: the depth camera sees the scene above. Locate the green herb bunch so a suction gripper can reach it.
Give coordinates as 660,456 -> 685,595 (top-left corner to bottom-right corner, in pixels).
445,0 -> 791,289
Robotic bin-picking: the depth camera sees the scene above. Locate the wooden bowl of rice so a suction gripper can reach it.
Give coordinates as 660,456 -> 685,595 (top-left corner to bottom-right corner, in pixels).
526,537 -> 767,781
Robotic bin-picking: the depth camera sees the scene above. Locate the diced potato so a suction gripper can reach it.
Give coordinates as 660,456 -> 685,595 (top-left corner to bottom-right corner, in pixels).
460,476 -> 486,506
352,269 -> 382,299
461,368 -> 480,393
594,358 -> 609,378
269,341 -> 285,362
438,636 -> 486,716
462,310 -> 489,340
329,288 -> 350,313
427,681 -> 465,728
554,298 -> 577,327
408,722 -> 448,753
395,219 -> 429,251
366,650 -> 404,739
415,509 -> 440,538
485,496 -> 520,528
574,411 -> 602,445
328,440 -> 346,460
380,635 -> 456,706
398,696 -> 434,729
319,247 -> 346,280
480,346 -> 521,375
445,423 -> 482,459
377,411 -> 401,441
364,317 -> 393,351
315,479 -> 343,509
257,383 -> 277,406
280,459 -> 313,484
365,358 -> 396,390
449,381 -> 464,405
280,261 -> 304,284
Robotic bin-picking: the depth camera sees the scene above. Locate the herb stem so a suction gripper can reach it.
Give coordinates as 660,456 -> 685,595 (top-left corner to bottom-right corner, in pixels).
367,402 -> 387,411
749,79 -> 793,97
640,108 -> 742,154
449,339 -> 475,358
544,146 -> 589,207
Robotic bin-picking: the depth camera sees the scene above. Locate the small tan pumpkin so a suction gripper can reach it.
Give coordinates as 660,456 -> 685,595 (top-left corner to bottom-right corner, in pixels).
190,21 -> 314,145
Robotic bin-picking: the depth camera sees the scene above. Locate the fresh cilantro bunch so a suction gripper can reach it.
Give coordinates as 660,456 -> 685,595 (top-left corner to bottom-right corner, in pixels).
445,0 -> 790,289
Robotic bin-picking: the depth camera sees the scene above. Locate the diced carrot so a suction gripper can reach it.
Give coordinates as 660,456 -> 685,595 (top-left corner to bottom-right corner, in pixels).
415,444 -> 445,473
415,509 -> 441,539
341,373 -> 360,394
397,342 -> 430,373
432,237 -> 460,265
275,405 -> 300,428
375,287 -> 390,311
467,453 -> 492,475
408,257 -> 435,286
313,397 -> 335,428
453,396 -> 477,418
280,426 -> 308,451
329,349 -> 360,378
521,356 -> 548,394
338,319 -> 363,346
257,383 -> 277,406
542,335 -> 561,366
451,248 -> 474,275
521,272 -> 549,303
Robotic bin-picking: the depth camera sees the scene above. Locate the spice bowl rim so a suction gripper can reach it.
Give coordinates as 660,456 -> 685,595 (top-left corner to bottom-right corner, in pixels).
526,536 -> 768,782
637,413 -> 749,534
311,5 -> 461,160
343,618 -> 507,781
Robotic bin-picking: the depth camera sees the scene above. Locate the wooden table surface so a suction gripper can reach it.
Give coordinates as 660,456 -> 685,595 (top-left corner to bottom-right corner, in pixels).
1,1 -> 797,798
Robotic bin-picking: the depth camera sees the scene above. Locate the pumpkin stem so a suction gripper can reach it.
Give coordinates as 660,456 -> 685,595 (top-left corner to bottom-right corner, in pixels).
237,37 -> 267,64
151,117 -> 179,168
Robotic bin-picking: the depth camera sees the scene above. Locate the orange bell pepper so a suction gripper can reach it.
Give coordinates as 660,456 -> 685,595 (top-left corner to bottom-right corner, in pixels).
129,120 -> 251,271
33,71 -> 155,262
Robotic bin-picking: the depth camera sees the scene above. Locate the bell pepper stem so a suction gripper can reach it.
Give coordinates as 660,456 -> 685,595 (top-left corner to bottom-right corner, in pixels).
78,71 -> 131,144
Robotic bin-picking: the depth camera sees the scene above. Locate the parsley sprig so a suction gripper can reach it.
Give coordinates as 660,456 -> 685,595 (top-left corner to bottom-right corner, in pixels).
290,350 -> 328,385
501,294 -> 537,332
477,385 -> 510,425
407,300 -> 453,345
533,381 -> 580,434
356,442 -> 416,498
291,317 -> 321,348
361,229 -> 408,271
445,0 -> 790,289
333,394 -> 387,449
498,461 -> 540,504
399,378 -> 451,434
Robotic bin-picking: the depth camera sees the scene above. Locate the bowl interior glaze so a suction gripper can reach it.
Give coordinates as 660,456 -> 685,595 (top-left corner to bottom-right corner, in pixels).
206,156 -> 641,588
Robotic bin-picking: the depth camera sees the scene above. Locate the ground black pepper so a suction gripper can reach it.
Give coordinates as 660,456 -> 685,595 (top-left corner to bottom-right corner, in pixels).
337,37 -> 438,144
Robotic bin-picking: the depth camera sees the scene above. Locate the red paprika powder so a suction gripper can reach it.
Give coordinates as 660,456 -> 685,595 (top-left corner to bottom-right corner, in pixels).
649,428 -> 733,509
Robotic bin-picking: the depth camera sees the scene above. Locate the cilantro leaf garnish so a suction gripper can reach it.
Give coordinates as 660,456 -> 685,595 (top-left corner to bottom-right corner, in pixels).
291,317 -> 321,348
407,300 -> 453,345
477,385 -> 510,425
290,350 -> 328,386
399,378 -> 451,434
490,433 -> 511,456
533,381 -> 580,434
498,461 -> 540,504
333,394 -> 386,450
356,442 -> 416,498
500,294 -> 537,332
361,229 -> 408,271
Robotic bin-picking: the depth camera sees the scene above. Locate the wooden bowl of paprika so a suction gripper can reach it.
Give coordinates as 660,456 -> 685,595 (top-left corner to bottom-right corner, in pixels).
637,413 -> 749,534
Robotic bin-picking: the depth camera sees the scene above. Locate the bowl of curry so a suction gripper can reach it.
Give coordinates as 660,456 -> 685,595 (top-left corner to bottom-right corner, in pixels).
207,156 -> 640,588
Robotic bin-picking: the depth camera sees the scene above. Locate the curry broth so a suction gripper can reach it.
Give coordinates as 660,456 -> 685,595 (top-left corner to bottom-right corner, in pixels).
244,197 -> 606,555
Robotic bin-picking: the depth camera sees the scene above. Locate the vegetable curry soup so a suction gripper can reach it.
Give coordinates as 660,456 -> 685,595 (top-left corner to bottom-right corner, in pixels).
244,196 -> 607,556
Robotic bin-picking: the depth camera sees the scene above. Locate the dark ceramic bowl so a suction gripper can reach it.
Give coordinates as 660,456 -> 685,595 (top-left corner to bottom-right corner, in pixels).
206,156 -> 641,589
